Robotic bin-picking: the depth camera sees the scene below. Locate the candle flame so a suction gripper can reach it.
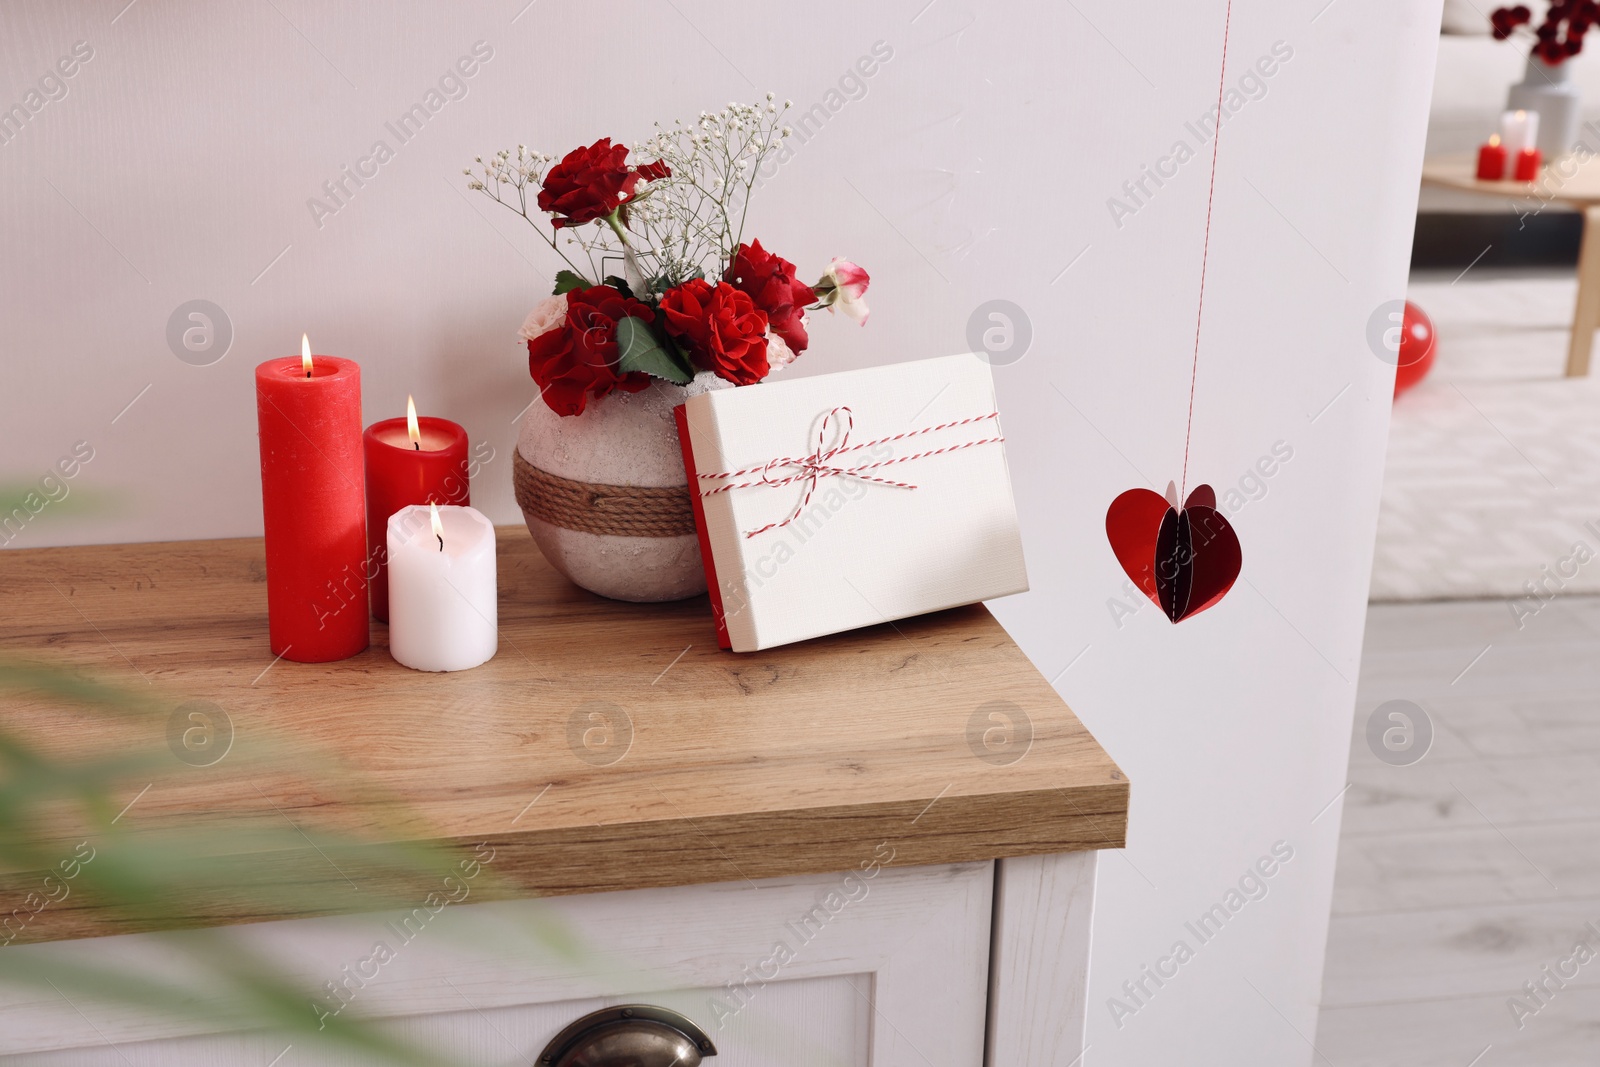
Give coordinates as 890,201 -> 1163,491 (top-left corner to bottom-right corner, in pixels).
1516,109 -> 1527,120
407,395 -> 420,449
301,334 -> 312,377
1489,134 -> 1500,147
430,502 -> 444,551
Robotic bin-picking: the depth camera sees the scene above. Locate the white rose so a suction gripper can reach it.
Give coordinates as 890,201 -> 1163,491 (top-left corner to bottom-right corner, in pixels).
518,294 -> 568,343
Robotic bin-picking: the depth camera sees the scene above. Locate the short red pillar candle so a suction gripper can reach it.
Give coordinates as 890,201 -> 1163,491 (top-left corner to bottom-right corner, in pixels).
254,341 -> 369,662
363,400 -> 470,621
1476,135 -> 1506,180
1513,146 -> 1542,182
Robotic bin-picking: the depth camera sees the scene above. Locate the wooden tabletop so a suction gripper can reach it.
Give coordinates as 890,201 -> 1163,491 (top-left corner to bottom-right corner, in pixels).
1422,152 -> 1600,205
0,528 -> 1127,943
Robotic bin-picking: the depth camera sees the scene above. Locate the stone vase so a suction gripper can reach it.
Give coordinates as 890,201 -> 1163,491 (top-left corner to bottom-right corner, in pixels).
1507,55 -> 1582,160
514,374 -> 726,602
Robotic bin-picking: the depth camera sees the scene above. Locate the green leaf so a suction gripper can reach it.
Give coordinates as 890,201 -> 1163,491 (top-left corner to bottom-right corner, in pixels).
660,328 -> 696,371
603,275 -> 636,300
615,317 -> 694,385
552,270 -> 587,296
649,266 -> 703,291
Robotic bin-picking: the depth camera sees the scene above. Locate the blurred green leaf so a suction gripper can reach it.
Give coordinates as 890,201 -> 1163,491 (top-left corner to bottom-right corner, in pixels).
0,661 -> 595,1066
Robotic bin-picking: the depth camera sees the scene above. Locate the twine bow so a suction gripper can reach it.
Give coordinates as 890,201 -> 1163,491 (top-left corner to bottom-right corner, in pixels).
698,407 -> 1004,538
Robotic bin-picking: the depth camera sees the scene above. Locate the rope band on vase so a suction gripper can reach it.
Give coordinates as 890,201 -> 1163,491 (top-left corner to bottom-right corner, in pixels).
512,449 -> 696,538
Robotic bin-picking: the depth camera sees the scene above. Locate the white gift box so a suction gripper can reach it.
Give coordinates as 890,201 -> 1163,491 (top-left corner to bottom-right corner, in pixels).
675,352 -> 1029,652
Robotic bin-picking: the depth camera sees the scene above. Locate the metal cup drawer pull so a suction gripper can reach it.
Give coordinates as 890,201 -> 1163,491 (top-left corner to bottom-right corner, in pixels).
536,1004 -> 717,1066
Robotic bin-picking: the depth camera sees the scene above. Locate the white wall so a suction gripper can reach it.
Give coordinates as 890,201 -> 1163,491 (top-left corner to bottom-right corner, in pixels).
0,1 -> 1440,1063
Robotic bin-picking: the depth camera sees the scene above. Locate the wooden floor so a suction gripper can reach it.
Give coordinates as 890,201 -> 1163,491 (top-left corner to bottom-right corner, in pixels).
1318,595 -> 1600,1065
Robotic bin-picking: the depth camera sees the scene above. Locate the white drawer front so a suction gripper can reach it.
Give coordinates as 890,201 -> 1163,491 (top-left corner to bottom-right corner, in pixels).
6,976 -> 873,1066
0,859 -> 993,1066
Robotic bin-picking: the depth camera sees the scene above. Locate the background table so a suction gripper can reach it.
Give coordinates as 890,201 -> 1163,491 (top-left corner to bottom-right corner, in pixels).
1422,154 -> 1600,376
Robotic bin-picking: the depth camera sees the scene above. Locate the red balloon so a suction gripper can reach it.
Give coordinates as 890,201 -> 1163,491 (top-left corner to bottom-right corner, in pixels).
1393,300 -> 1436,396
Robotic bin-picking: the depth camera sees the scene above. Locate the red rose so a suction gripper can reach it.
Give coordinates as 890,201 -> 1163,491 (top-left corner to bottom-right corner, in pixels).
635,159 -> 672,182
537,138 -> 639,228
527,285 -> 653,415
725,240 -> 814,356
659,279 -> 770,386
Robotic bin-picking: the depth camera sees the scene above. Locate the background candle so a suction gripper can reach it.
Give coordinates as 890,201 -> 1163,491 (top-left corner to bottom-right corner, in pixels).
1514,146 -> 1542,182
1476,135 -> 1506,181
255,347 -> 368,662
387,504 -> 497,671
363,402 -> 469,622
1500,108 -> 1538,159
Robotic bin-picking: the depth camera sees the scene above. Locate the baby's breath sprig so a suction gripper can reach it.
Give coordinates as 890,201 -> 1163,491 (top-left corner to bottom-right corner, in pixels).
466,145 -> 601,283
468,95 -> 793,298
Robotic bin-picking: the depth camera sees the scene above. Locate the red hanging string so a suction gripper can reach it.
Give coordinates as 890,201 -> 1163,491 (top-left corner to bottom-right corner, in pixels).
1180,0 -> 1233,501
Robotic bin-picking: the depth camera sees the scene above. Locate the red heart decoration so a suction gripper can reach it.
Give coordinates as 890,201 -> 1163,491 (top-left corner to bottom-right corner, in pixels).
1106,483 -> 1242,623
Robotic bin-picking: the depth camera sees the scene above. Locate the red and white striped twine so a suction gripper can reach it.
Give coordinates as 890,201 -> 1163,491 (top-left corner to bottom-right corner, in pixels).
697,406 -> 1004,538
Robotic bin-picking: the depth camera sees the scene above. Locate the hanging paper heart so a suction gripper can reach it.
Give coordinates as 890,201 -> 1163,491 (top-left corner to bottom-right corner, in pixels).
1106,482 -> 1242,624
1101,0 -> 1244,626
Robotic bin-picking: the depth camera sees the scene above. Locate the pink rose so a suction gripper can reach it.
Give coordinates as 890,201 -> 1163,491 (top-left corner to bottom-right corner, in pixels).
814,258 -> 870,325
765,331 -> 796,373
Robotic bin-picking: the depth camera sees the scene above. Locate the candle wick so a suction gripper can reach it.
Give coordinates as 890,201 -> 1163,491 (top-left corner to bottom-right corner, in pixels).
414,442 -> 420,451
437,534 -> 444,552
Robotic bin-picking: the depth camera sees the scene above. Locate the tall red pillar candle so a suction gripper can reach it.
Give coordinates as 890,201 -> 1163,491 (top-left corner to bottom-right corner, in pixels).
254,343 -> 369,662
363,401 -> 470,621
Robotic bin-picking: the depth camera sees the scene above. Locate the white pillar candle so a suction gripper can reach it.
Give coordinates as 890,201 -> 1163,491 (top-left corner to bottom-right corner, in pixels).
386,504 -> 497,671
1500,108 -> 1539,158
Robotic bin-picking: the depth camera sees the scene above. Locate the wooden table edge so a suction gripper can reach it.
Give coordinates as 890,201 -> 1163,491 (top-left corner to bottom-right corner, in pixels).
1,532 -> 1130,945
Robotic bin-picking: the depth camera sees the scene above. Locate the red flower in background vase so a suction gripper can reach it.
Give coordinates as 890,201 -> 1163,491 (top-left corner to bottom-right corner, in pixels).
660,279 -> 770,385
537,139 -> 642,228
1491,4 -> 1587,63
725,240 -> 815,356
526,285 -> 653,415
